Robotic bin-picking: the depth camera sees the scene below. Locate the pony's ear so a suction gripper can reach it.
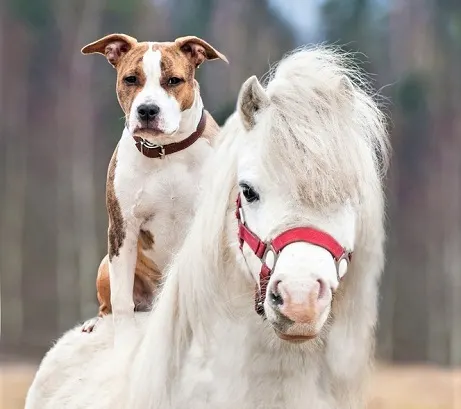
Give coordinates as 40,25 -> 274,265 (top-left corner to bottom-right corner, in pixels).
237,75 -> 270,131
175,36 -> 228,68
81,33 -> 138,68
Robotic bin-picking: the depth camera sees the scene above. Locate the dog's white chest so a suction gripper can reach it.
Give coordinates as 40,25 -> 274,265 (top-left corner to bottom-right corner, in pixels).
139,162 -> 198,268
114,134 -> 210,270
133,160 -> 194,214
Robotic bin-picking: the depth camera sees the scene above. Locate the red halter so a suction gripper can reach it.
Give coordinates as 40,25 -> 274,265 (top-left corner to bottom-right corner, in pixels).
235,193 -> 352,316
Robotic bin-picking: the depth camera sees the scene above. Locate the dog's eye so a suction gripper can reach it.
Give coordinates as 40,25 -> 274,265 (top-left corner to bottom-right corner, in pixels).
124,76 -> 137,84
240,183 -> 260,203
168,77 -> 183,86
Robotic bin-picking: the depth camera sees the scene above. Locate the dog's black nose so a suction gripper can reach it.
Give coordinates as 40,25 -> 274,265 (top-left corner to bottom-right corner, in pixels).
137,104 -> 160,121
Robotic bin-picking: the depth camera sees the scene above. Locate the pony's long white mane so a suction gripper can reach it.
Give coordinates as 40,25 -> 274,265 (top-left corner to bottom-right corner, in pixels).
127,46 -> 390,408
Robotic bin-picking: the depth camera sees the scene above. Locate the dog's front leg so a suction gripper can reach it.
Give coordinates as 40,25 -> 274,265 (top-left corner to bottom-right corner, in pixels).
108,217 -> 141,349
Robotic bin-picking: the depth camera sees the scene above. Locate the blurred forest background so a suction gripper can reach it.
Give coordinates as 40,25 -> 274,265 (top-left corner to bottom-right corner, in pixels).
1,0 -> 461,407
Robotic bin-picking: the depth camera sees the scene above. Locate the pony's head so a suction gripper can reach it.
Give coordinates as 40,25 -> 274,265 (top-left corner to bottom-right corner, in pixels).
227,47 -> 388,343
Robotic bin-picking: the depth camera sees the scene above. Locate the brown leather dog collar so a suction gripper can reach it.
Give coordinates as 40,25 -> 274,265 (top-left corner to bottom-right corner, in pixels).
132,108 -> 206,159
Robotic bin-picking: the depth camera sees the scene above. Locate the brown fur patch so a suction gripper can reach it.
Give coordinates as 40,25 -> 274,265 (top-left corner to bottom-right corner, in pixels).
96,255 -> 111,316
107,145 -> 125,261
139,229 -> 154,249
133,239 -> 161,311
156,45 -> 195,111
115,44 -> 149,122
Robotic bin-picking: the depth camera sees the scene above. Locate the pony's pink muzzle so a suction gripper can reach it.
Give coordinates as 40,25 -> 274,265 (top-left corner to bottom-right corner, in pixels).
266,277 -> 331,340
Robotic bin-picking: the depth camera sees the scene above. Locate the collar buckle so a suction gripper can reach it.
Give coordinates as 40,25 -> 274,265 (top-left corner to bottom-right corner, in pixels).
139,139 -> 165,159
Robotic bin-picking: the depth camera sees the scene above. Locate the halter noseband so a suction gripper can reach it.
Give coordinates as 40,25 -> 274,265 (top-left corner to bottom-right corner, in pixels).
235,193 -> 352,316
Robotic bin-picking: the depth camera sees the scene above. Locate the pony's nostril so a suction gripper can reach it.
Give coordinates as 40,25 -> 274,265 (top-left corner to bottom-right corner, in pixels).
270,291 -> 284,307
316,279 -> 326,301
269,280 -> 283,307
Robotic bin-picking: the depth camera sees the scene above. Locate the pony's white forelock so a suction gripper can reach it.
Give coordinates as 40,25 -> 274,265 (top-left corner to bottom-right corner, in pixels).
128,46 -> 390,408
255,45 -> 390,209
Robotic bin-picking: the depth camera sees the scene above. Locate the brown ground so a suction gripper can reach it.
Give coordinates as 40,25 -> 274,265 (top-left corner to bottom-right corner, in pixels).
0,363 -> 37,409
1,362 -> 460,408
368,364 -> 461,409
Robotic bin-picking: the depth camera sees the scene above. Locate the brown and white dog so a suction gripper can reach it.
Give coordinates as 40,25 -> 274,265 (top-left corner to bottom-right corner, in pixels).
79,33 -> 227,339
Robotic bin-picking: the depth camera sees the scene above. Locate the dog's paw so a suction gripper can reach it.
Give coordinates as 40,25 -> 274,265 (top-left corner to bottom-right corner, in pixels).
81,317 -> 101,333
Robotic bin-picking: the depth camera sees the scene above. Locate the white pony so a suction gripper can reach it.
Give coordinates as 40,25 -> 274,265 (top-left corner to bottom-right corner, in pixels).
26,46 -> 389,409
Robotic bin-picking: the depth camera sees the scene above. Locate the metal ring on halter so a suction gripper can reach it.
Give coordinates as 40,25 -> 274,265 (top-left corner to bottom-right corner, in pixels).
334,251 -> 351,282
261,244 -> 278,272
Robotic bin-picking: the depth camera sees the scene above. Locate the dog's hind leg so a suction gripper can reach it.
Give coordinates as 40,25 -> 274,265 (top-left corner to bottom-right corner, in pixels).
81,255 -> 111,333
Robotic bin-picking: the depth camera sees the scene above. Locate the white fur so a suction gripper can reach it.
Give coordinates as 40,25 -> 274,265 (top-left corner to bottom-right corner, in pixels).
128,44 -> 184,136
25,46 -> 389,409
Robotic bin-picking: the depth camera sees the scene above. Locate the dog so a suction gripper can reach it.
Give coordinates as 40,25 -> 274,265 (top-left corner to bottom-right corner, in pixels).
79,33 -> 227,336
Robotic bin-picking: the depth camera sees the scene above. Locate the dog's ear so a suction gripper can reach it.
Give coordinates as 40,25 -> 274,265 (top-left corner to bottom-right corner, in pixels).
81,33 -> 138,68
175,36 -> 228,68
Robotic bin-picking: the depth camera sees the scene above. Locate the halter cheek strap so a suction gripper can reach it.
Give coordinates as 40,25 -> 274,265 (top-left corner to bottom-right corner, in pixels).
235,194 -> 352,316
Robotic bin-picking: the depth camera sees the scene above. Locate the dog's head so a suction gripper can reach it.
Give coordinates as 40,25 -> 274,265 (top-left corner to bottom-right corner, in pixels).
82,34 -> 227,139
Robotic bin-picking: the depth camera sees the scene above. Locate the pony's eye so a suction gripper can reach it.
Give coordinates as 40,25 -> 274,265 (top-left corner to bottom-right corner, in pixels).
168,77 -> 183,86
124,76 -> 137,84
240,183 -> 260,203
